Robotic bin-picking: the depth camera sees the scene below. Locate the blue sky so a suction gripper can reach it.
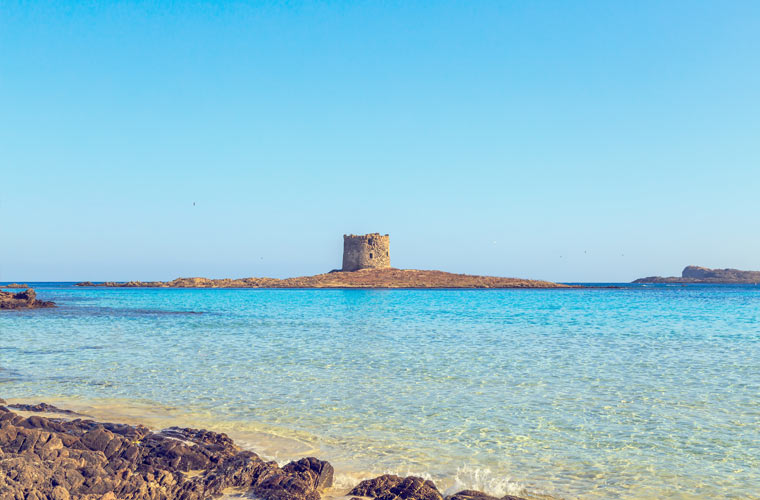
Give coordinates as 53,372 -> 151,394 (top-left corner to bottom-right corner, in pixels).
2,1 -> 759,282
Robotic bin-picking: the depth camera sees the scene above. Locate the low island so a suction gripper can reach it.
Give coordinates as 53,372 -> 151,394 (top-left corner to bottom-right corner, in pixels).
634,265 -> 760,284
75,233 -> 572,289
75,268 -> 570,289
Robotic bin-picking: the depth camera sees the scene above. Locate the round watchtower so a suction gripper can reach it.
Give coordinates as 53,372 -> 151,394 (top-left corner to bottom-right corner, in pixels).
342,233 -> 390,271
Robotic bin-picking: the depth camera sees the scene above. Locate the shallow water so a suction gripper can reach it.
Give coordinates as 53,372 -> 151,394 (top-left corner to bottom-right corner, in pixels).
1,283 -> 759,499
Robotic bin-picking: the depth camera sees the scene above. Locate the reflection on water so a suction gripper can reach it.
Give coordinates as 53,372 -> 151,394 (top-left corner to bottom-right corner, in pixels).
1,284 -> 759,499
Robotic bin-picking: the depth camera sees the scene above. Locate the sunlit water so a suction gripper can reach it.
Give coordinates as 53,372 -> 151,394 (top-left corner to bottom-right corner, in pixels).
1,283 -> 758,499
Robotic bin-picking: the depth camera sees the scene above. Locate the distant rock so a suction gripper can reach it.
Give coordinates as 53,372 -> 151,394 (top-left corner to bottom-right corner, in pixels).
3,283 -> 29,288
0,288 -> 55,309
74,281 -> 96,286
445,490 -> 527,500
634,266 -> 760,284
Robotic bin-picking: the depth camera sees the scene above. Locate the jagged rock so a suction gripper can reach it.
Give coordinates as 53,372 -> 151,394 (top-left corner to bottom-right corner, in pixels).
0,289 -> 55,310
282,456 -> 334,492
349,474 -> 443,500
0,404 -> 334,500
4,283 -> 29,288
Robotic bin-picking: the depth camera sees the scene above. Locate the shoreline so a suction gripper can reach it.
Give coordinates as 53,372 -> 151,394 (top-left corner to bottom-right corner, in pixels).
2,396 -> 540,500
1,396 -> 536,500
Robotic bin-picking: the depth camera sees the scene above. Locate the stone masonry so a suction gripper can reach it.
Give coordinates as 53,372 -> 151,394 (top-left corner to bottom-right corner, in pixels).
342,233 -> 390,271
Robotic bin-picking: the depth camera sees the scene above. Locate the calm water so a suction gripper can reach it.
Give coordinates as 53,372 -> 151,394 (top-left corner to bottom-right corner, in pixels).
1,283 -> 758,499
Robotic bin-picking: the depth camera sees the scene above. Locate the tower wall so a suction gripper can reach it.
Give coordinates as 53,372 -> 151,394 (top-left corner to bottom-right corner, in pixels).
342,233 -> 390,271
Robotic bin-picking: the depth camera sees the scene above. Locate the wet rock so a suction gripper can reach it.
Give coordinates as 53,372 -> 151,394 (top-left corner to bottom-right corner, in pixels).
349,474 -> 443,500
445,490 -> 527,500
0,288 -> 55,309
283,456 -> 335,491
7,402 -> 81,415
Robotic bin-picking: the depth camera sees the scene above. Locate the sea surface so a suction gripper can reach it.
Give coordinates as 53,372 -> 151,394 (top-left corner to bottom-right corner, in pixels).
1,283 -> 758,499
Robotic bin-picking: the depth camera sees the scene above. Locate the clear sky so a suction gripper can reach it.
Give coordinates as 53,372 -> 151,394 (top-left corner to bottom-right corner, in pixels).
2,1 -> 759,282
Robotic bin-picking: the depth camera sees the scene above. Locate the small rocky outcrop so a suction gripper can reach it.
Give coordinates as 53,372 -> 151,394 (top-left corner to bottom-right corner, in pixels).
74,282 -> 96,287
445,490 -> 526,500
348,475 -> 527,500
0,289 -> 55,310
4,283 -> 30,289
349,475 -> 443,500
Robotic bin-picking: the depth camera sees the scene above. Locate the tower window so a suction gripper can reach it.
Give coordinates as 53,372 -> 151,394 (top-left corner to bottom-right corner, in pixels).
369,253 -> 373,259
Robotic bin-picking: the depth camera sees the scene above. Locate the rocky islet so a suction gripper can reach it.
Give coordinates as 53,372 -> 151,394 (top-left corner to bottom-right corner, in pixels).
73,269 -> 570,289
634,265 -> 760,284
0,289 -> 55,310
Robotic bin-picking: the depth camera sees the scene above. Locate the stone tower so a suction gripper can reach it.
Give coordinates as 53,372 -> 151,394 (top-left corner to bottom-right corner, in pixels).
342,233 -> 390,271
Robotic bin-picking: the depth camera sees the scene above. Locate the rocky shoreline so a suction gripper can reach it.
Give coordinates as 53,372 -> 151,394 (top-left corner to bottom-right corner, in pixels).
0,400 -> 526,500
74,269 -> 571,289
0,289 -> 55,310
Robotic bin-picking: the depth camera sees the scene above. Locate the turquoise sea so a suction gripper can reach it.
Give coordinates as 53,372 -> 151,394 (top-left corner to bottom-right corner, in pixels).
1,283 -> 758,499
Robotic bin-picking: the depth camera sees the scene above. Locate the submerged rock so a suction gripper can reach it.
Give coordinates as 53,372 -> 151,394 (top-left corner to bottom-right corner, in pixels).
6,402 -> 81,415
445,490 -> 526,500
349,474 -> 443,500
0,288 -> 55,309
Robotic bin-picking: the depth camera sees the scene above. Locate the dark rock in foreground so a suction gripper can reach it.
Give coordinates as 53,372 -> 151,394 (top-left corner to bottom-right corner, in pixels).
0,404 -> 333,500
634,265 -> 760,284
349,474 -> 443,500
349,475 -> 527,500
0,289 -> 55,310
0,403 -> 527,500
